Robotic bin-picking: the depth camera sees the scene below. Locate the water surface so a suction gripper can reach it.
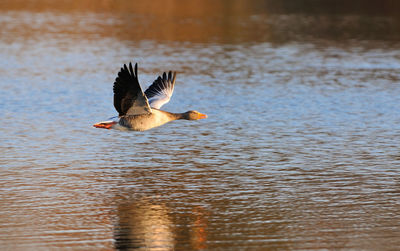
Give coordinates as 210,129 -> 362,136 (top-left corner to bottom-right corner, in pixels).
1,1 -> 400,250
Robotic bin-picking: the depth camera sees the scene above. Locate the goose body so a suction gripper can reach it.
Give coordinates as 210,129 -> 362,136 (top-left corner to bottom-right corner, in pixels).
94,62 -> 207,131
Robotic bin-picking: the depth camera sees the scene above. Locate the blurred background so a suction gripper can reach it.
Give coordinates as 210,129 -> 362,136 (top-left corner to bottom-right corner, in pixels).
1,0 -> 400,250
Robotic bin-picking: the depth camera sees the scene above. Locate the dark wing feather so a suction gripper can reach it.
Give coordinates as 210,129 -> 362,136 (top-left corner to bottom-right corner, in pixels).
113,62 -> 151,116
144,71 -> 176,109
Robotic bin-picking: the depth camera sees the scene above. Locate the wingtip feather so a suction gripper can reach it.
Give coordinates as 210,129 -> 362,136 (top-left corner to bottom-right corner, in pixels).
129,62 -> 133,76
172,71 -> 177,85
135,63 -> 138,77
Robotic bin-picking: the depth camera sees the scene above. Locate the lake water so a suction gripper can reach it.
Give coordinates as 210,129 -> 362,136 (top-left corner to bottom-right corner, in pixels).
1,1 -> 400,250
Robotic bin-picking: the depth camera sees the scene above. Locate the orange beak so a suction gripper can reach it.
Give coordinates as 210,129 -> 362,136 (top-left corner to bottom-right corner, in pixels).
93,121 -> 117,129
198,113 -> 208,119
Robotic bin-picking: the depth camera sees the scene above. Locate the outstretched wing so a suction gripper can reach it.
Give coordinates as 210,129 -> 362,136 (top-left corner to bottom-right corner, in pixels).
144,71 -> 176,109
113,62 -> 152,116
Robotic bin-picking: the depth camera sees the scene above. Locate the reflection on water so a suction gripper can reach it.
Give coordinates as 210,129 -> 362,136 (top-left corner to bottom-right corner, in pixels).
1,0 -> 400,250
114,198 -> 207,250
115,199 -> 176,250
1,0 -> 400,44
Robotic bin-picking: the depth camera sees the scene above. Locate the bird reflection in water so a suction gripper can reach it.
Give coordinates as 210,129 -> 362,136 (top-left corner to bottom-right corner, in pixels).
114,198 -> 207,250
190,207 -> 208,250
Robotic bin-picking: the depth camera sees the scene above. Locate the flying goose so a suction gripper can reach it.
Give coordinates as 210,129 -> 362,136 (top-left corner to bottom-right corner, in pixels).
93,62 -> 207,131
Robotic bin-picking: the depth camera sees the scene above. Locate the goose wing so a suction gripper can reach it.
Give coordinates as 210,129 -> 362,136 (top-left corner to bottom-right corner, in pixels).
144,71 -> 176,109
113,62 -> 152,116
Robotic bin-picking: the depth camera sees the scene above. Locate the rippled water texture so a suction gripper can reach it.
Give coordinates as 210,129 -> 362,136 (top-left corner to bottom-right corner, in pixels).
1,0 -> 400,250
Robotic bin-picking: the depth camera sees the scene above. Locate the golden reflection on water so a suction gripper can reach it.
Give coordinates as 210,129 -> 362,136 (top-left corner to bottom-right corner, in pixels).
1,0 -> 266,43
116,199 -> 175,250
1,0 -> 400,250
114,197 -> 208,250
2,0 -> 400,44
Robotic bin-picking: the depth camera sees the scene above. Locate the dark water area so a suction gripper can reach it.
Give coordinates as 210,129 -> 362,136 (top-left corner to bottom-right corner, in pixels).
1,0 -> 400,250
